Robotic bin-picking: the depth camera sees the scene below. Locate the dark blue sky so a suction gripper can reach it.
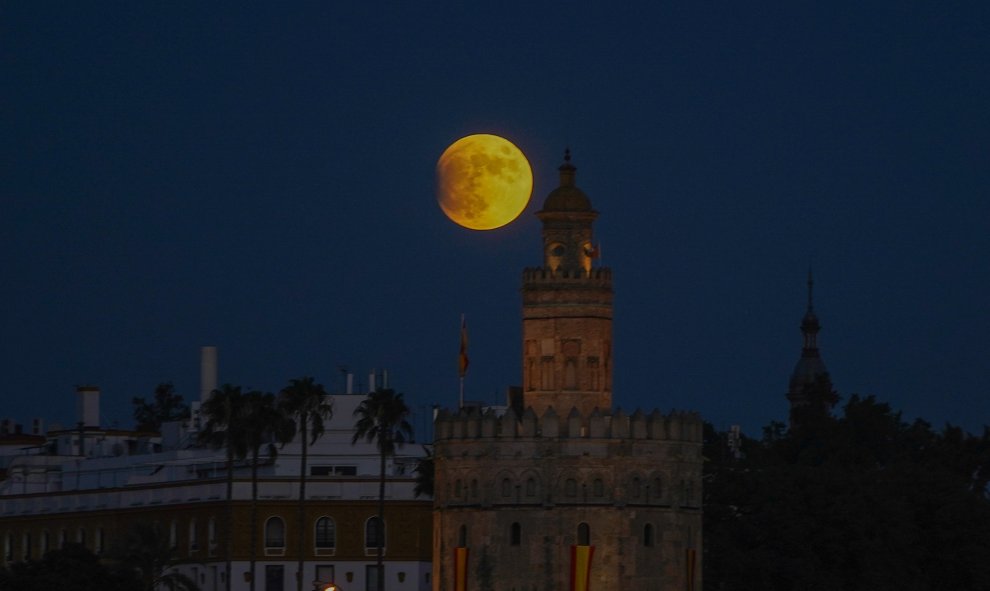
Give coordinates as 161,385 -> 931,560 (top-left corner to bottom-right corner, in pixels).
3,3 -> 988,437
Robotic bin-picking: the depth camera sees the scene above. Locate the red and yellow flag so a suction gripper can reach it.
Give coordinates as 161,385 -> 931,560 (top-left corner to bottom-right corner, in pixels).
454,547 -> 469,591
570,545 -> 595,591
458,315 -> 469,377
686,548 -> 697,591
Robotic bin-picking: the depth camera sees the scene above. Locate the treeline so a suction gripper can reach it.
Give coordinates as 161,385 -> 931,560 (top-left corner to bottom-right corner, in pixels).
703,394 -> 990,590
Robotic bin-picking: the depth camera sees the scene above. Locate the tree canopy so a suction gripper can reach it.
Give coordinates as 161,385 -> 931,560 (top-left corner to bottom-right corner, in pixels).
132,382 -> 190,432
704,394 -> 990,591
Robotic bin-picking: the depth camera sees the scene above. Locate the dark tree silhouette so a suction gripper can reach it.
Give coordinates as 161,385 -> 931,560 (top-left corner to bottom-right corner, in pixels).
704,395 -> 990,591
279,377 -> 333,591
352,387 -> 413,591
198,384 -> 249,591
132,382 -> 190,432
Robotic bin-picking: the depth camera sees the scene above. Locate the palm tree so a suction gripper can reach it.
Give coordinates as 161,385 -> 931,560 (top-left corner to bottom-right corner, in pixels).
278,377 -> 333,591
352,387 -> 413,591
113,522 -> 200,591
198,384 -> 248,591
242,391 -> 294,591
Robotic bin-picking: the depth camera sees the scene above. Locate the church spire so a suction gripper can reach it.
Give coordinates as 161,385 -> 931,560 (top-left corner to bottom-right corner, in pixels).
801,269 -> 820,353
787,271 -> 832,425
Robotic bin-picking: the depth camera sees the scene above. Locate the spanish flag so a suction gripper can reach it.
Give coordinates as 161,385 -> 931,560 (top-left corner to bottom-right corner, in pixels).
458,315 -> 469,377
454,547 -> 469,591
570,545 -> 594,591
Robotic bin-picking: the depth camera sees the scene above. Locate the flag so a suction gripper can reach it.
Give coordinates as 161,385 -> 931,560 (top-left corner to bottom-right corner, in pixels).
570,545 -> 595,591
458,315 -> 469,377
454,547 -> 469,591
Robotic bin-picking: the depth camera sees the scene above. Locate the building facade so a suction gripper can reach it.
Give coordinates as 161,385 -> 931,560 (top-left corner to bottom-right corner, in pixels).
432,152 -> 703,591
0,377 -> 433,591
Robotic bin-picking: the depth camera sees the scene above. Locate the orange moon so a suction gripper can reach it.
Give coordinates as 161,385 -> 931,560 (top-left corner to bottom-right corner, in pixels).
436,134 -> 533,230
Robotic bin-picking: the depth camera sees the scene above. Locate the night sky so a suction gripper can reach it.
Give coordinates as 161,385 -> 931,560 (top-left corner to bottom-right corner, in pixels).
3,3 -> 988,438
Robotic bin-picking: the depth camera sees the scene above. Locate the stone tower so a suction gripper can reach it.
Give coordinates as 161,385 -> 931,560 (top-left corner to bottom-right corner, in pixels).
432,152 -> 703,591
521,150 -> 613,419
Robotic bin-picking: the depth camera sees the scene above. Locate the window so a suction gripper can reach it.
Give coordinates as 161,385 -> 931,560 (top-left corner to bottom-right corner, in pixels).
265,517 -> 286,554
630,476 -> 642,499
365,565 -> 382,591
525,478 -> 536,497
40,531 -> 49,555
577,523 -> 590,546
454,479 -> 463,497
188,519 -> 197,553
458,524 -> 467,547
540,357 -> 554,390
78,528 -> 86,548
95,527 -> 103,554
510,522 -> 521,546
593,478 -> 604,497
208,517 -> 217,553
365,517 -> 385,551
315,517 -> 336,553
501,478 -> 512,497
265,564 -> 284,591
22,533 -> 31,560
316,565 -> 335,585
644,524 -> 654,547
169,521 -> 177,549
565,478 -> 577,497
470,479 -> 478,498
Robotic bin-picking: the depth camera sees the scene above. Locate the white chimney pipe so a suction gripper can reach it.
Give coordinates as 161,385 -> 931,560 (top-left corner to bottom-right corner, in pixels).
346,373 -> 354,395
368,370 -> 376,393
76,385 -> 100,428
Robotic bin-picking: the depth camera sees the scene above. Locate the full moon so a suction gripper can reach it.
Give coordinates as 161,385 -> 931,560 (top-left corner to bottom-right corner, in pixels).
436,134 -> 533,230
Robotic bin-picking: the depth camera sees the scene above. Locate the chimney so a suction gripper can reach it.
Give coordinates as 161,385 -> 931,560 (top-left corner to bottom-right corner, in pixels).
346,373 -> 354,395
200,346 -> 218,402
368,370 -> 376,393
76,385 -> 100,428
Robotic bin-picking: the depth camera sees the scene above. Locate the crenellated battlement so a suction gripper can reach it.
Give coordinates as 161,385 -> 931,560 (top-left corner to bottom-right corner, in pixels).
521,266 -> 613,285
434,405 -> 702,443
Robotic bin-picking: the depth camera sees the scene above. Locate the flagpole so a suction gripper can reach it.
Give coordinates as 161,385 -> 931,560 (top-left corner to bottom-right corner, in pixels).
458,313 -> 468,410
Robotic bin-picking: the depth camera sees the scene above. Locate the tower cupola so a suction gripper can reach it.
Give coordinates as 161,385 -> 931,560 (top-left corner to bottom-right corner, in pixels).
536,150 -> 599,275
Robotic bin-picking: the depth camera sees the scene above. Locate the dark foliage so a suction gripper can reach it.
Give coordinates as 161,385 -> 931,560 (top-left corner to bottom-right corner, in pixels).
0,543 -> 140,591
704,395 -> 990,591
132,382 -> 190,432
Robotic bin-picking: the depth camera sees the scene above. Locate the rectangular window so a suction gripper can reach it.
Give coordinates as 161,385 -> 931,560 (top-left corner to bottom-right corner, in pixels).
265,565 -> 285,591
310,466 -> 332,476
365,565 -> 381,591
316,565 -> 335,584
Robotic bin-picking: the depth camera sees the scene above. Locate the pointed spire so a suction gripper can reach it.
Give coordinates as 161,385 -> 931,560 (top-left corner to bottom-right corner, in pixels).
806,268 -> 815,313
558,147 -> 576,187
801,270 -> 820,353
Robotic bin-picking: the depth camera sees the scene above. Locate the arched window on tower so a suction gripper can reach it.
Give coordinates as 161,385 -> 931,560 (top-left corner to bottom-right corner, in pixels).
526,477 -> 536,497
577,523 -> 591,546
510,522 -> 521,546
643,524 -> 655,547
564,357 -> 578,390
587,357 -> 600,391
501,478 -> 512,497
565,478 -> 577,497
540,357 -> 554,390
458,524 -> 467,547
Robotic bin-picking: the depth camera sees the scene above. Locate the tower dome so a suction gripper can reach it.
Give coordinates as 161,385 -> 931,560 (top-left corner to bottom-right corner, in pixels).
540,149 -> 593,212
